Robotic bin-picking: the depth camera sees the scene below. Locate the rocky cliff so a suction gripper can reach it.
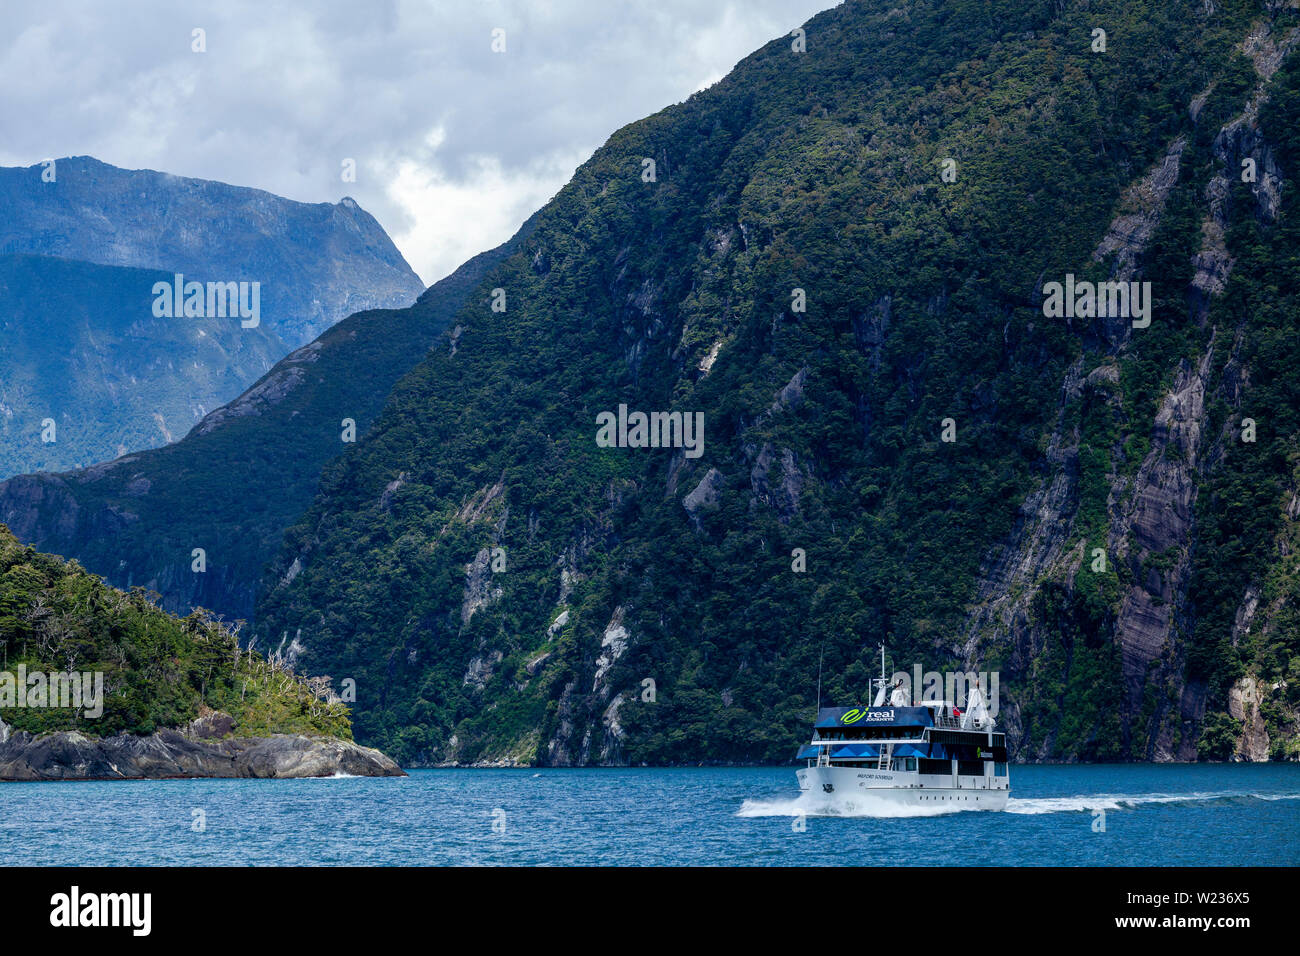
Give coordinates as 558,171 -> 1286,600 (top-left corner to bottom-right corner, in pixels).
0,718 -> 404,781
965,14 -> 1300,763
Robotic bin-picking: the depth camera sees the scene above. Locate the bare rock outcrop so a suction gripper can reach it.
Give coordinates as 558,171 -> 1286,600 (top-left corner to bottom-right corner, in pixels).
0,721 -> 404,781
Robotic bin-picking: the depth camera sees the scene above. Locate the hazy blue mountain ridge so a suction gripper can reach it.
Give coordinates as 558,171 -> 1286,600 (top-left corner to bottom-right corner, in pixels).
0,156 -> 425,475
0,218 -> 535,621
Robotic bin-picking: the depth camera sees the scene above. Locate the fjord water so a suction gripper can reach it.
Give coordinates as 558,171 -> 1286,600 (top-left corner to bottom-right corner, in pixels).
4,765 -> 1296,866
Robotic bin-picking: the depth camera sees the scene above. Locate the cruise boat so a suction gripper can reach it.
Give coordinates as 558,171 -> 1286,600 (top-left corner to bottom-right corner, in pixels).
795,649 -> 1010,811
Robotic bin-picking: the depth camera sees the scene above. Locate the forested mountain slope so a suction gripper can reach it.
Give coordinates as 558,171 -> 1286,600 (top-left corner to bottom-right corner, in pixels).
0,524 -> 349,740
0,225 -> 531,621
254,0 -> 1300,765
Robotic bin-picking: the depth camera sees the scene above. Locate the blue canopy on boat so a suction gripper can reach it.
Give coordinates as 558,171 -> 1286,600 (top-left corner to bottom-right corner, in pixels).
829,742 -> 927,758
795,741 -> 929,762
889,743 -> 926,757
828,743 -> 876,758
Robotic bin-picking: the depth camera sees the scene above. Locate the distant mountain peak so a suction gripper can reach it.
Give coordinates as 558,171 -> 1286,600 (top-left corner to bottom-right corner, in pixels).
0,155 -> 425,349
0,155 -> 427,477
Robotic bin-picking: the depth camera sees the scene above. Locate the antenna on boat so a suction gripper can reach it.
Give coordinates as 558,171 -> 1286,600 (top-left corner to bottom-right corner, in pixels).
871,642 -> 889,707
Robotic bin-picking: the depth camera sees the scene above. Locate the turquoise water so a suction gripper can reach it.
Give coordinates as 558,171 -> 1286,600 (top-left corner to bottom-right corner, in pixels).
2,764 -> 1297,865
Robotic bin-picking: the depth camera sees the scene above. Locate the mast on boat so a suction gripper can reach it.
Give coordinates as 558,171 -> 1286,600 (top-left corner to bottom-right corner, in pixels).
871,643 -> 889,707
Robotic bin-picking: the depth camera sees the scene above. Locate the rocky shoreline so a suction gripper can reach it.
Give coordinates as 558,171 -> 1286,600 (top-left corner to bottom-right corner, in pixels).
0,716 -> 404,781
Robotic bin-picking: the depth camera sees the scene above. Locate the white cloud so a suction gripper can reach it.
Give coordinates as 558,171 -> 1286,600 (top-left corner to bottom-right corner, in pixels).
380,139 -> 588,285
0,0 -> 834,285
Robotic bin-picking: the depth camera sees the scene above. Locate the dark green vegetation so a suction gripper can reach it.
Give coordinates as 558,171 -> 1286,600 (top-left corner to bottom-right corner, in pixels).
0,524 -> 350,739
0,226 -> 529,622
5,0 -> 1295,765
254,0 -> 1300,764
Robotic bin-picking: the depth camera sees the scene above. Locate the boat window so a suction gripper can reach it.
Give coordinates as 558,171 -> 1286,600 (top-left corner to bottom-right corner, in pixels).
918,757 -> 950,776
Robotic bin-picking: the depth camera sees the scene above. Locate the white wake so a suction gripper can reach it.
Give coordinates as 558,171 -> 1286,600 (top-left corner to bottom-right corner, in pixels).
738,789 -> 1300,819
1006,790 -> 1300,814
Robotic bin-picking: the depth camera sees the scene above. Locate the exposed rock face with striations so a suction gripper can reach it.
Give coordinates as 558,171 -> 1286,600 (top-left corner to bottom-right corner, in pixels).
964,14 -> 1300,763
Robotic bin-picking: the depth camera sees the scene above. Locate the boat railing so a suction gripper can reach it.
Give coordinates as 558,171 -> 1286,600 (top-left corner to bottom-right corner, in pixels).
932,714 -> 992,731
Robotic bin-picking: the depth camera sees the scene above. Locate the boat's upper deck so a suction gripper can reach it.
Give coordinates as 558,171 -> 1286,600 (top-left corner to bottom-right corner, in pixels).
804,702 -> 1004,754
814,705 -> 934,730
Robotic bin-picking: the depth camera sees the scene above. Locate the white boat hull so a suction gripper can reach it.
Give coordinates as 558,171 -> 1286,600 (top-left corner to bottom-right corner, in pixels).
796,765 -> 1009,812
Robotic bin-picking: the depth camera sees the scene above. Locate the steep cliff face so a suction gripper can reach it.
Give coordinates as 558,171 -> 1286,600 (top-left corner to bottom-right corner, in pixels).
966,13 -> 1300,763
251,0 -> 1300,766
0,156 -> 425,476
0,225 -> 529,622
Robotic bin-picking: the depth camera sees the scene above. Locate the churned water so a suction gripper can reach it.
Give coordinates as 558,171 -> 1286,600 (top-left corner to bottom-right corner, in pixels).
2,764 -> 1296,866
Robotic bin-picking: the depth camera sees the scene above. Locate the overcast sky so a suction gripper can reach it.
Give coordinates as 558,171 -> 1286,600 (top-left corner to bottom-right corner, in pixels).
0,0 -> 834,286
